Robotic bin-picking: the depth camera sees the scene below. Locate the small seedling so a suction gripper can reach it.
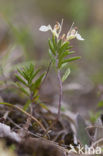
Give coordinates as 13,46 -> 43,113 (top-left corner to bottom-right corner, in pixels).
16,63 -> 45,115
39,20 -> 84,120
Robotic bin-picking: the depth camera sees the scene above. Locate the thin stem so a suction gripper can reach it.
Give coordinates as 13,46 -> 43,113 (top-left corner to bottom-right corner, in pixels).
57,69 -> 62,120
30,91 -> 34,115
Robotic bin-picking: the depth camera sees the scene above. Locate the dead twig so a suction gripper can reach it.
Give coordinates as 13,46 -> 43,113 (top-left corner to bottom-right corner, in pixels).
0,102 -> 46,132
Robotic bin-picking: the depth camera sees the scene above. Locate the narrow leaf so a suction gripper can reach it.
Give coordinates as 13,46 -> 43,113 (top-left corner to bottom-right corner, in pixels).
17,68 -> 28,80
48,39 -> 55,55
31,73 -> 45,91
40,103 -> 49,111
16,82 -> 29,96
59,56 -> 81,68
52,35 -> 57,50
29,68 -> 41,84
62,68 -> 71,82
49,49 -> 56,64
57,39 -> 62,51
16,74 -> 28,86
59,51 -> 75,62
59,42 -> 70,54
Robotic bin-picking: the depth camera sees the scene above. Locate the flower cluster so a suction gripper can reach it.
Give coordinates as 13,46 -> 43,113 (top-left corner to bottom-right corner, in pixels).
39,20 -> 84,41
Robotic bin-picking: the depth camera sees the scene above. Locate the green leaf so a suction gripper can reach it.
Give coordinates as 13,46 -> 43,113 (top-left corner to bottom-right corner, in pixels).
49,49 -> 56,64
16,82 -> 29,96
16,74 -> 28,86
58,56 -> 81,68
61,62 -> 70,70
52,35 -> 57,50
58,51 -> 75,62
61,106 -> 66,112
17,68 -> 28,80
60,56 -> 81,67
17,63 -> 36,83
62,68 -> 71,82
98,101 -> 103,108
23,100 -> 31,111
33,95 -> 39,101
31,73 -> 45,91
59,42 -> 71,54
29,68 -> 41,84
11,61 -> 34,72
40,103 -> 49,111
57,39 -> 62,51
29,64 -> 35,76
89,111 -> 102,123
48,39 -> 55,55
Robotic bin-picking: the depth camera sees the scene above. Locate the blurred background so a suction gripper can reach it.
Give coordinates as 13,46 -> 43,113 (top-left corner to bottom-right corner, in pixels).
0,0 -> 103,120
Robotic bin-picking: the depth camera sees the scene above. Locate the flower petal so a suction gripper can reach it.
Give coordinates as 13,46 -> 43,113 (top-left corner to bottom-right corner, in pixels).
39,25 -> 52,32
76,33 -> 84,40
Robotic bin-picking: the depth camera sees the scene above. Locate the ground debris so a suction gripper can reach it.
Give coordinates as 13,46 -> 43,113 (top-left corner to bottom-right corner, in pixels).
0,122 -> 21,142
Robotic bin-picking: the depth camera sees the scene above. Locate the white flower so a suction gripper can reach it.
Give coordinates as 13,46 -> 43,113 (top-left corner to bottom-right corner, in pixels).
75,33 -> 84,40
39,25 -> 52,32
39,21 -> 84,41
39,20 -> 63,39
67,28 -> 84,41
